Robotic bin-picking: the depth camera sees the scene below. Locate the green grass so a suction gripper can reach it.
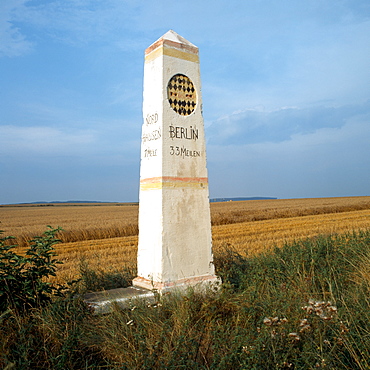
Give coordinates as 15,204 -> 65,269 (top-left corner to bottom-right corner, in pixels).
1,230 -> 370,369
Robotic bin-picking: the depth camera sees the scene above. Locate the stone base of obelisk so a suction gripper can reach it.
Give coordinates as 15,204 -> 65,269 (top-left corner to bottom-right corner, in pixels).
132,274 -> 220,291
82,276 -> 220,314
82,286 -> 156,314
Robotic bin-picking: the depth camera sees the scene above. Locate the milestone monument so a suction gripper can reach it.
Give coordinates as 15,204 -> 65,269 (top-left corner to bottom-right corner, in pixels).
133,30 -> 218,291
82,31 -> 218,312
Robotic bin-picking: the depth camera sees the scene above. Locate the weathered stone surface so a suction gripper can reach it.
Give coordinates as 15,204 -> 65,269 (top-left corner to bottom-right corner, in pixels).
133,30 -> 219,291
82,286 -> 156,314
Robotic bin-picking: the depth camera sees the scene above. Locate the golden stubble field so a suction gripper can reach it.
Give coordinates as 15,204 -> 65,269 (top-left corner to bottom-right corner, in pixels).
1,196 -> 370,283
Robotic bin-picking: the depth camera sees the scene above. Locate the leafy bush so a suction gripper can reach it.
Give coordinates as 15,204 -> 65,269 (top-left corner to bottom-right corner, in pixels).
0,226 -> 66,312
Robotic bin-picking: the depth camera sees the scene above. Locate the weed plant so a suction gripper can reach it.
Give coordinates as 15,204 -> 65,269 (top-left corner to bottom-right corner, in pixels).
0,226 -> 67,313
1,229 -> 369,369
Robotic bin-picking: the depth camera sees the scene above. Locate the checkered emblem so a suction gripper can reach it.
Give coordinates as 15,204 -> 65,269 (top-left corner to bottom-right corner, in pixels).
167,74 -> 197,116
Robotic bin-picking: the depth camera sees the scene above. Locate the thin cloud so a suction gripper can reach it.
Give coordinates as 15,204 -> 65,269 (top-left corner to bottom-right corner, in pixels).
208,114 -> 370,198
208,101 -> 370,146
0,125 -> 97,157
0,0 -> 32,57
6,0 -> 146,48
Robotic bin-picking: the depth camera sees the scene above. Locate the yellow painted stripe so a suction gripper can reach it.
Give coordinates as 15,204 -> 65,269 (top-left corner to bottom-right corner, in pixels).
145,46 -> 200,64
140,176 -> 208,190
141,182 -> 207,190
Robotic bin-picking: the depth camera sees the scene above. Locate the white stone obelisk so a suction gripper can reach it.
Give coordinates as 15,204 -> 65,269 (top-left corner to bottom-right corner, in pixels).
133,30 -> 218,291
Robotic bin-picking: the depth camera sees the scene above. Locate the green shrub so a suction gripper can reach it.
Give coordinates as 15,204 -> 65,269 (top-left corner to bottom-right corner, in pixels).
0,226 -> 67,313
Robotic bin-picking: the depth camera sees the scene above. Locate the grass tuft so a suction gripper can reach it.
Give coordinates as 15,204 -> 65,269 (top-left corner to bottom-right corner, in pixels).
76,258 -> 136,293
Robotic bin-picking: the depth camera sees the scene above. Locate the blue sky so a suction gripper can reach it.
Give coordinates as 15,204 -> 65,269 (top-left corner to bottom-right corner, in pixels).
1,0 -> 369,204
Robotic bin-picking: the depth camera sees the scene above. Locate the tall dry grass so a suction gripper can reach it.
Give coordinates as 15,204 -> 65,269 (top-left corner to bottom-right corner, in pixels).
2,230 -> 370,369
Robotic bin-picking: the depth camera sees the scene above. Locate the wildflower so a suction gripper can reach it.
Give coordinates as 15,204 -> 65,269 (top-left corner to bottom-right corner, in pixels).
302,300 -> 337,320
302,304 -> 314,314
263,317 -> 272,326
299,319 -> 311,333
282,362 -> 293,368
263,316 -> 288,326
300,325 -> 311,333
339,321 -> 349,334
315,358 -> 327,368
335,337 -> 344,345
241,345 -> 254,354
288,332 -> 300,341
314,300 -> 325,307
327,305 -> 337,314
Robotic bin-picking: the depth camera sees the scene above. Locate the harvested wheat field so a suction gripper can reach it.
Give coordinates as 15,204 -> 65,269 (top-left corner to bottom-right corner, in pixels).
1,196 -> 370,284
